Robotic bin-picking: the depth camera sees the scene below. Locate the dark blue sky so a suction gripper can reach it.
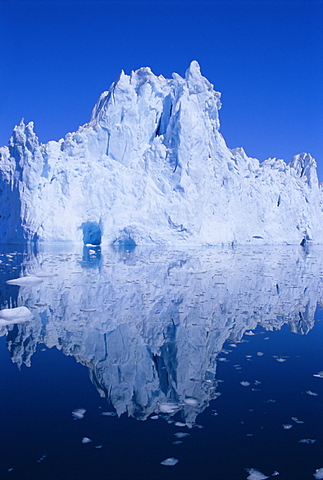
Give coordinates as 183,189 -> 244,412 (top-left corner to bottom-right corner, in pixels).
1,0 -> 322,178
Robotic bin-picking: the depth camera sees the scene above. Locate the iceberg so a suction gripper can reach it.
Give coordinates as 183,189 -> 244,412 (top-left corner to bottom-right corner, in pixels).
0,61 -> 322,246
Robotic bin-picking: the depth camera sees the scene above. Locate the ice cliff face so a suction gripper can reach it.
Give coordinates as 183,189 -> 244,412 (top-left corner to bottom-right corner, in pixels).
0,61 -> 322,246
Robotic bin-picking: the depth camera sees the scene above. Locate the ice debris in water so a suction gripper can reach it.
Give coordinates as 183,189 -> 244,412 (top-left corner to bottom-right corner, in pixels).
72,408 -> 86,420
37,454 -> 47,463
246,468 -> 269,479
174,432 -> 190,438
81,437 -> 92,444
6,276 -> 43,286
313,371 -> 323,379
314,468 -> 323,479
283,424 -> 293,430
160,457 -> 179,466
184,398 -> 198,407
306,390 -> 319,396
101,411 -> 117,416
292,417 -> 304,424
0,306 -> 33,326
150,415 -> 159,420
158,402 -> 179,413
175,422 -> 186,427
241,381 -> 251,387
299,439 -> 316,444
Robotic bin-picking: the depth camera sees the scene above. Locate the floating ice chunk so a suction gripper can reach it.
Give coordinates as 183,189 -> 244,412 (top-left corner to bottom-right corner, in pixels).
80,308 -> 97,312
313,371 -> 323,379
183,398 -> 199,406
299,439 -> 316,444
72,408 -> 86,420
282,424 -> 293,430
292,417 -> 304,424
37,454 -> 47,463
6,276 -> 43,286
0,306 -> 33,326
314,468 -> 323,479
101,411 -> 117,416
218,357 -> 229,362
82,437 -> 92,444
306,390 -> 319,396
245,331 -> 255,336
158,402 -> 180,413
257,352 -> 264,356
175,422 -> 186,427
272,473 -> 280,477
160,457 -> 178,466
273,355 -> 288,362
174,432 -> 190,438
150,415 -> 159,420
173,441 -> 183,445
245,468 -> 269,479
241,381 -> 250,387
95,445 -> 103,449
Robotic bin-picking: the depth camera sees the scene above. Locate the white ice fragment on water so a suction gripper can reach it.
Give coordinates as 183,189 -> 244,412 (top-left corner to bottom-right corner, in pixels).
273,355 -> 287,362
37,454 -> 47,463
314,468 -> 323,479
175,422 -> 186,427
292,417 -> 304,424
81,437 -> 92,444
160,457 -> 179,466
241,381 -> 251,387
245,331 -> 255,336
72,408 -> 86,420
282,424 -> 293,430
306,390 -> 319,396
101,411 -> 117,416
7,468 -> 13,472
183,398 -> 199,406
174,432 -> 190,438
95,445 -> 103,449
313,371 -> 323,379
272,473 -> 280,477
229,344 -> 237,347
245,468 -> 269,479
299,439 -> 316,444
158,402 -> 180,413
6,276 -> 43,286
257,352 -> 264,356
173,441 -> 183,445
150,415 -> 159,420
0,306 -> 33,326
80,308 -> 97,312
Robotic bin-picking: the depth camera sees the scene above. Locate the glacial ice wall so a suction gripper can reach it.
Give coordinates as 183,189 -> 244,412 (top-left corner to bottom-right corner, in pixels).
0,61 -> 322,246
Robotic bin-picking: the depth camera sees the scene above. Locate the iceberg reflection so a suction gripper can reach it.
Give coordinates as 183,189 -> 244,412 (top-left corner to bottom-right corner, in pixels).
2,245 -> 323,424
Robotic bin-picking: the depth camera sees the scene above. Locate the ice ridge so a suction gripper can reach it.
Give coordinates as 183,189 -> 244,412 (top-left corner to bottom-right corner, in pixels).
0,61 -> 322,246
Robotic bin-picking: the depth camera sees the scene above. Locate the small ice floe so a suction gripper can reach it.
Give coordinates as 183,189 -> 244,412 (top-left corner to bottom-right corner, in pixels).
6,276 -> 43,286
173,441 -> 183,445
241,381 -> 251,387
245,468 -> 269,479
0,306 -> 33,326
254,380 -> 261,385
314,468 -> 323,479
175,422 -> 186,427
306,390 -> 319,396
101,411 -> 117,416
257,352 -> 264,356
150,415 -> 159,420
218,357 -> 229,362
81,437 -> 92,444
37,454 -> 47,463
264,399 -> 276,404
229,344 -> 237,347
299,439 -> 316,444
72,408 -> 86,420
95,445 -> 103,449
245,331 -> 255,336
174,432 -> 190,438
273,355 -> 288,363
183,398 -> 199,407
158,402 -> 180,414
7,468 -> 13,472
160,457 -> 178,466
313,371 -> 323,379
80,308 -> 97,312
292,417 -> 304,424
282,424 -> 293,430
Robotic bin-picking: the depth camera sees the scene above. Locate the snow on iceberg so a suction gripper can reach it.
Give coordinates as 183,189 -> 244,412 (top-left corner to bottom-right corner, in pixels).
0,306 -> 33,326
0,61 -> 322,246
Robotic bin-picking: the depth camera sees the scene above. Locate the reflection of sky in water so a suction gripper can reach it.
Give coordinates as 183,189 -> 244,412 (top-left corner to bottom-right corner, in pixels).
1,245 -> 323,479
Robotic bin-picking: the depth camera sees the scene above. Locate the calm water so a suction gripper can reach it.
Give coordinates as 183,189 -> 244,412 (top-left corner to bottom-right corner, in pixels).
1,245 -> 323,480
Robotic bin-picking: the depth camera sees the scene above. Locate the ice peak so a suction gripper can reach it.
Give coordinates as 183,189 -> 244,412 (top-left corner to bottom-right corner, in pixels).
185,60 -> 202,80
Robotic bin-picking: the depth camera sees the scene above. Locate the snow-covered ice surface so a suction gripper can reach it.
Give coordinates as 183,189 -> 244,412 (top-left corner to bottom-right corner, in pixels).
1,62 -> 323,247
